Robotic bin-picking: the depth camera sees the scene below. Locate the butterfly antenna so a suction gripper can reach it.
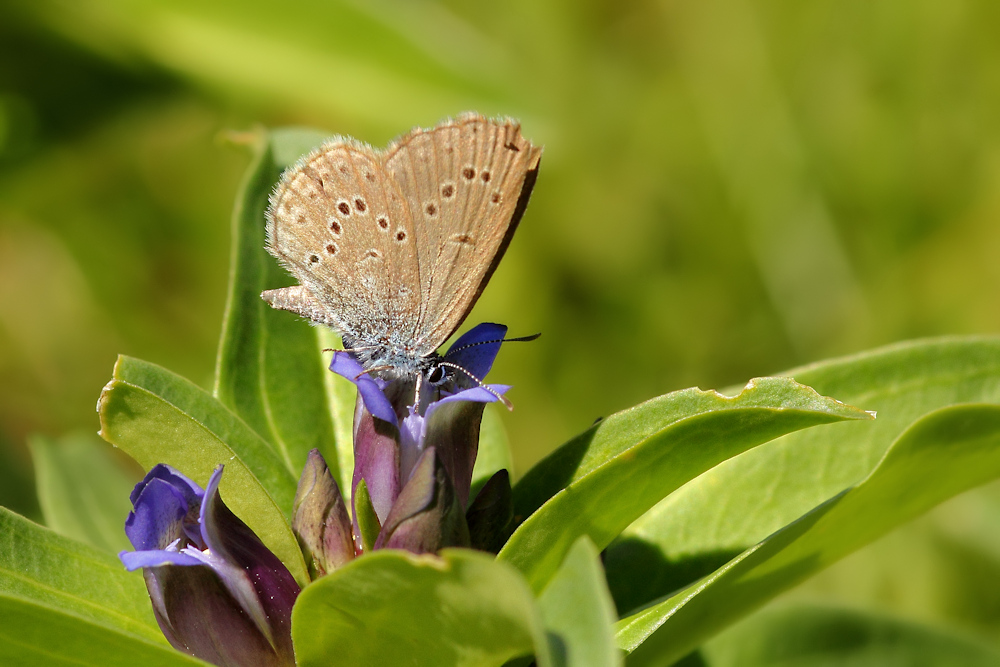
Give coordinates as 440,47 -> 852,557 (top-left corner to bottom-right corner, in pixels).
436,361 -> 513,410
447,332 -> 541,355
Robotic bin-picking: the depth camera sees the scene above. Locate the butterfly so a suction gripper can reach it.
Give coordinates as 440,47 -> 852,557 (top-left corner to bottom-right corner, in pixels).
262,113 -> 542,393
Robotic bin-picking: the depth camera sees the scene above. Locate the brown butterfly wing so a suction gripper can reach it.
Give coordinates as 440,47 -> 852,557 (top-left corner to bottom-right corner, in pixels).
382,114 -> 542,355
266,140 -> 421,346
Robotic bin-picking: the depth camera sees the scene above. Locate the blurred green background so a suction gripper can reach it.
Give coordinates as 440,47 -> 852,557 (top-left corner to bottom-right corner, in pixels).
2,0 -> 999,657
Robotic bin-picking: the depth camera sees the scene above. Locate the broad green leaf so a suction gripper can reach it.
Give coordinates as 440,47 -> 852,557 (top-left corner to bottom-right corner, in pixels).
471,404 -> 515,501
700,603 -> 1000,667
29,432 -> 137,554
110,355 -> 298,514
0,506 -> 161,642
0,596 -> 205,666
292,549 -> 553,667
97,363 -> 308,585
617,403 -> 1000,665
607,337 -> 1000,612
214,128 -> 340,487
537,536 -> 621,667
500,377 -> 872,592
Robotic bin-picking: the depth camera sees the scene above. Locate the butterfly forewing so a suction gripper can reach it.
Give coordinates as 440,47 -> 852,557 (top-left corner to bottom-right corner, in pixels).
267,141 -> 420,345
383,115 -> 542,355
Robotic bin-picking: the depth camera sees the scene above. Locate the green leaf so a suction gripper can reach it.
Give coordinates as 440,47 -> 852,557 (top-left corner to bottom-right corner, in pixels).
607,336 -> 1000,612
29,432 -> 138,554
617,403 -> 1000,665
0,506 -> 161,643
471,403 -> 515,501
353,479 -> 380,553
97,358 -> 308,586
501,377 -> 872,592
538,536 -> 622,667
112,355 -> 298,512
214,128 -> 341,488
701,603 -> 1000,666
292,549 -> 553,667
0,596 -> 206,666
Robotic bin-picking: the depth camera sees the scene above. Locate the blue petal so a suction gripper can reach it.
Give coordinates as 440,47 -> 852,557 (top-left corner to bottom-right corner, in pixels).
435,384 -> 511,408
120,549 -> 204,571
124,477 -> 191,552
444,323 -> 508,381
329,351 -> 398,425
130,463 -> 203,506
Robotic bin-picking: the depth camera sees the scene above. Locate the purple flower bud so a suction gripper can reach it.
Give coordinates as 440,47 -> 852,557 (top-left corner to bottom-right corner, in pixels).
292,449 -> 355,577
120,464 -> 299,667
374,446 -> 470,553
329,322 -> 513,554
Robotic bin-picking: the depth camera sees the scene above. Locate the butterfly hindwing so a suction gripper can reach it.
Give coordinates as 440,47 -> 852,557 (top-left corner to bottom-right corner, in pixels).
267,141 -> 420,345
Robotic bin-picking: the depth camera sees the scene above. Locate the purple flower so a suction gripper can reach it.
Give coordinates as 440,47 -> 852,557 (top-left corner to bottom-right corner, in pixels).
120,464 -> 299,667
330,322 -> 514,555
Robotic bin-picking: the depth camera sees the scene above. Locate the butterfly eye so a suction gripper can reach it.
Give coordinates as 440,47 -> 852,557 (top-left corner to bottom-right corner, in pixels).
427,365 -> 447,385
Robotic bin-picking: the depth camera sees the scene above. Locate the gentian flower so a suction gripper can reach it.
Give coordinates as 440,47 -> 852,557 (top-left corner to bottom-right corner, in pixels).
120,464 -> 299,667
330,322 -> 517,555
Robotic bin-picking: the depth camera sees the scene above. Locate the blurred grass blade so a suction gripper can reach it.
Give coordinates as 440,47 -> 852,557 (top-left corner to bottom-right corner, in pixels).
607,337 -> 1000,612
292,549 -> 553,667
98,356 -> 308,585
22,0 -> 505,129
617,403 -> 1000,665
537,536 -> 621,667
29,432 -> 137,554
214,128 -> 340,488
0,506 -> 162,644
500,377 -> 872,592
700,603 -> 1000,666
